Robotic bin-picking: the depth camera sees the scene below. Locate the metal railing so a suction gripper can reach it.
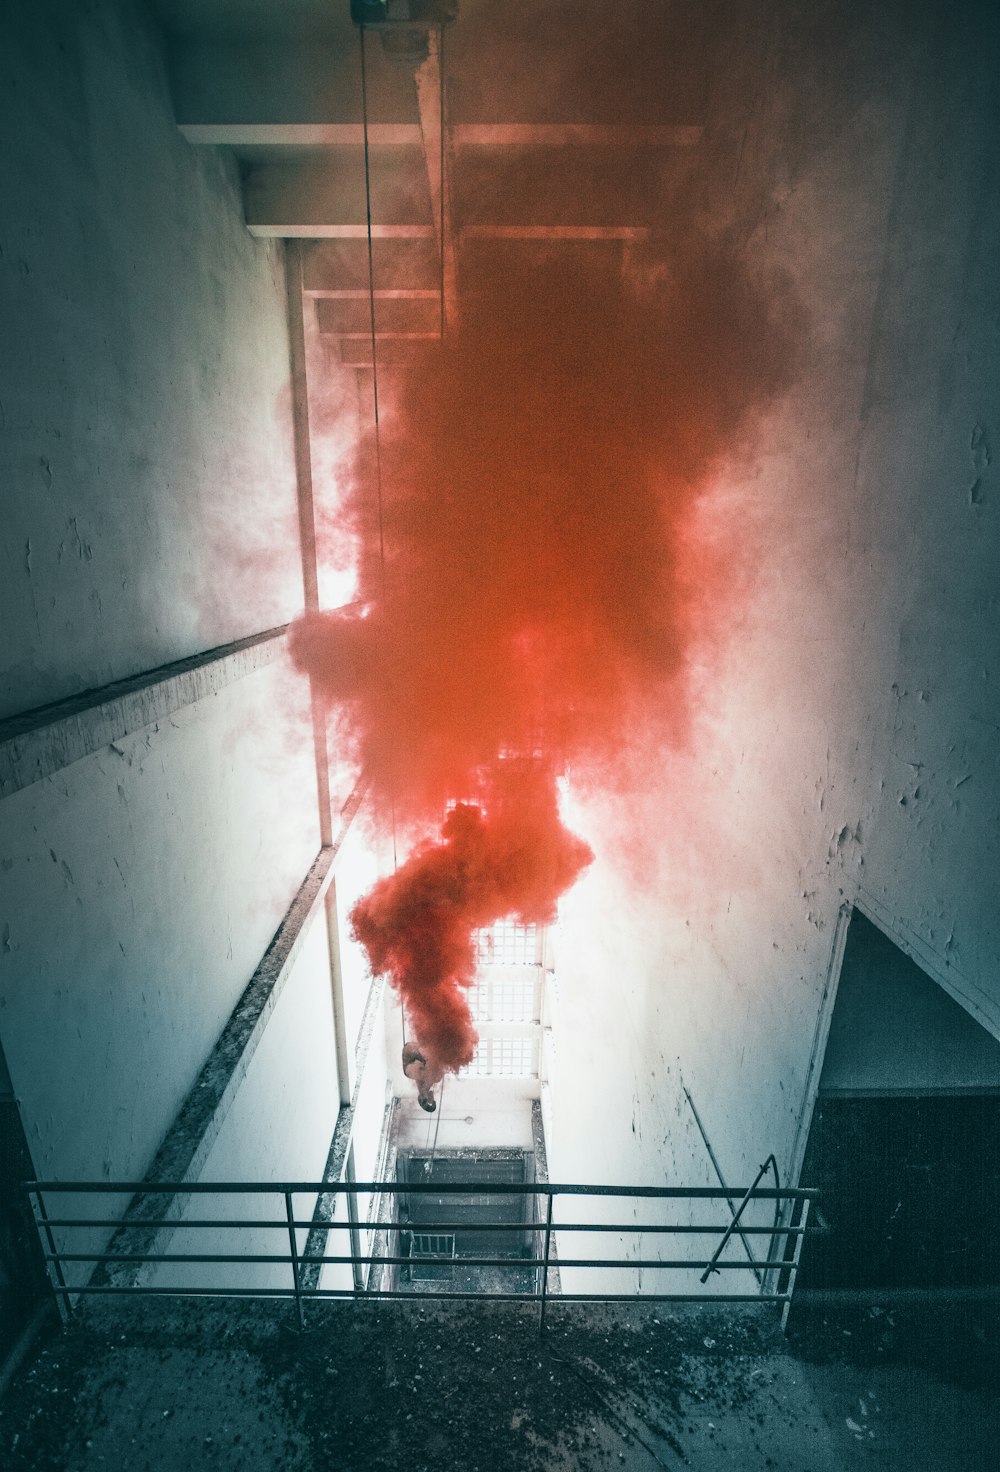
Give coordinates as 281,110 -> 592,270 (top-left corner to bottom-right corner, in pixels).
24,1177 -> 818,1331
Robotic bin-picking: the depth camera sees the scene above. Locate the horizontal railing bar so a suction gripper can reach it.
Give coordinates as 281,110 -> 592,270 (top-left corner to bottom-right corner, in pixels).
51,1284 -> 791,1304
402,1222 -> 811,1235
26,1180 -> 818,1199
48,1251 -> 795,1270
45,1253 -> 341,1265
353,1291 -> 792,1304
41,1219 -> 322,1231
39,1217 -> 814,1235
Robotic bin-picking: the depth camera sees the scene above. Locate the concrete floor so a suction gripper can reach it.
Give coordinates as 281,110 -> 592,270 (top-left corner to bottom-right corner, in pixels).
1,1296 -> 996,1471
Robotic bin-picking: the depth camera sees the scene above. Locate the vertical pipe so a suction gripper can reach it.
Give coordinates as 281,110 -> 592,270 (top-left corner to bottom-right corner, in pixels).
285,1191 -> 305,1330
33,1191 -> 72,1323
346,1145 -> 364,1295
538,1193 -> 554,1336
325,881 -> 353,1109
285,237 -> 333,848
285,239 -> 320,615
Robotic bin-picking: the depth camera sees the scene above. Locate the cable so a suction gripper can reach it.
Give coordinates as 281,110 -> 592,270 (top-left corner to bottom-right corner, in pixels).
358,23 -> 399,877
358,23 -> 388,603
425,1074 -> 446,1169
439,22 -> 446,339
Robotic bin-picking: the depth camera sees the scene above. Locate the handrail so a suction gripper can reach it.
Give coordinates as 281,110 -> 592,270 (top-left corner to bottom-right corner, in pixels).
683,1088 -> 775,1285
35,1218 -> 812,1234
24,1174 -> 817,1332
699,1155 -> 781,1285
24,1179 -> 817,1198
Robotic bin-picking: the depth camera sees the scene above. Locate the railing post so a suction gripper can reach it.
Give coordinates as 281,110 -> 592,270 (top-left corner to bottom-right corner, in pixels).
346,1149 -> 363,1296
538,1192 -> 554,1337
285,1191 -> 305,1331
32,1189 -> 73,1323
780,1197 -> 810,1334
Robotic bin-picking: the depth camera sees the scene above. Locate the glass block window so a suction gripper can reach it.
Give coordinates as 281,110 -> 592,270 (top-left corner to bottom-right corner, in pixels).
467,971 -> 540,1024
474,919 -> 539,966
461,1036 -> 539,1078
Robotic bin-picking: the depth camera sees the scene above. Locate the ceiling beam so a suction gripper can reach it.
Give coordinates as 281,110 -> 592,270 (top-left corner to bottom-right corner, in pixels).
452,124 -> 703,146
304,288 -> 439,299
250,224 -> 437,240
179,123 -> 423,146
460,226 -> 651,240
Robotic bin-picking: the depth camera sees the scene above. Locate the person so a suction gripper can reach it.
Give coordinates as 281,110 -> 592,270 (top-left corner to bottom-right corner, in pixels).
401,1041 -> 436,1112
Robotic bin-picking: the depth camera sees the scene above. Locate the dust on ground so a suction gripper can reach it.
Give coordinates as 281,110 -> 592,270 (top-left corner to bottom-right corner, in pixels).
1,1297 -> 997,1471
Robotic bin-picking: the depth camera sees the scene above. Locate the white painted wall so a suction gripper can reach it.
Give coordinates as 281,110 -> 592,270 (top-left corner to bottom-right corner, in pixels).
0,0 -> 334,1233
146,909 -> 340,1293
544,1 -> 1000,1295
330,817 -> 385,1064
0,0 -> 302,721
395,1078 -> 536,1154
0,656 -> 320,1188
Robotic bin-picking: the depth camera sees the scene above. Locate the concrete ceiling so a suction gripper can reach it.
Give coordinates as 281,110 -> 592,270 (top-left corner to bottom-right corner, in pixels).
159,0 -> 725,366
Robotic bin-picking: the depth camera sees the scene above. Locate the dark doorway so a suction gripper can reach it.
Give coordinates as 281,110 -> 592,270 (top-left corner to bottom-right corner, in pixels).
395,1149 -> 537,1294
1,1043 -> 52,1367
798,1094 -> 1000,1290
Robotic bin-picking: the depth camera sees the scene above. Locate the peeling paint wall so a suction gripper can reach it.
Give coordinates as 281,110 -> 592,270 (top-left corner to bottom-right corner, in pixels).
146,911 -> 340,1293
0,0 -> 302,721
3,0 -> 998,1311
0,657 -> 320,1186
0,0 -> 328,1210
545,0 -> 1000,1263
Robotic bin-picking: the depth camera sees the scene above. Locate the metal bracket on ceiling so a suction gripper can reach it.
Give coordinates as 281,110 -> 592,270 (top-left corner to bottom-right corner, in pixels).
350,0 -> 458,66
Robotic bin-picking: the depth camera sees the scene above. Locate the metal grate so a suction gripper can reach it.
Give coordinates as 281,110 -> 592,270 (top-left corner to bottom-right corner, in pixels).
407,1230 -> 456,1281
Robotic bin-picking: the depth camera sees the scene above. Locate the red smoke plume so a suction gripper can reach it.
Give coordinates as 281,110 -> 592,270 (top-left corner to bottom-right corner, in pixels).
292,234 -> 800,1080
350,767 -> 592,1082
293,244 -> 798,815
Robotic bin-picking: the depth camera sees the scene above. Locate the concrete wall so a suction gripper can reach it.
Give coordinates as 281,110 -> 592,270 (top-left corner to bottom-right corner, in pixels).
4,0 -> 997,1313
0,0 -> 326,1206
0,656 -> 320,1188
0,0 -> 302,722
544,0 -> 1000,1292
329,817 -> 384,1065
147,909 -> 340,1293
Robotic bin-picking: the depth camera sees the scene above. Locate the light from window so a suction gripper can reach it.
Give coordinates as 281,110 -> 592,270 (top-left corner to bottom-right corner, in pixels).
474,918 -> 539,966
461,1037 -> 539,1078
